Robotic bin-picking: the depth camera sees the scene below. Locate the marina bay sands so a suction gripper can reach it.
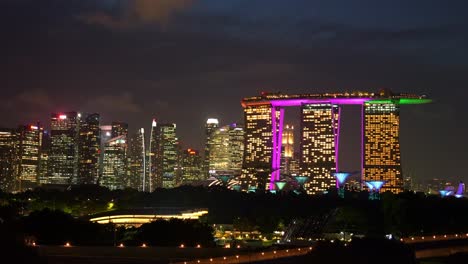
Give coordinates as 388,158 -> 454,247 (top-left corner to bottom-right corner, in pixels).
240,89 -> 431,194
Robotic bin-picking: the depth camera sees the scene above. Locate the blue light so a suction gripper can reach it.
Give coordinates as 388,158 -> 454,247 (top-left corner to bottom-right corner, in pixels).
333,172 -> 351,185
367,181 -> 385,190
455,194 -> 463,198
439,190 -> 453,197
275,181 -> 287,191
365,182 -> 374,190
294,176 -> 308,185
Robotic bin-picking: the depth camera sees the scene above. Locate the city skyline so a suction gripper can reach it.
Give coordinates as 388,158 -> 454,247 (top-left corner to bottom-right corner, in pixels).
1,0 -> 468,184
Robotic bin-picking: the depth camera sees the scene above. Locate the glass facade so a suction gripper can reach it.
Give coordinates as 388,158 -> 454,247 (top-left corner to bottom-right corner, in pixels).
49,112 -> 80,185
0,129 -> 18,192
208,124 -> 244,177
154,124 -> 178,189
128,128 -> 145,191
181,148 -> 202,184
101,135 -> 127,190
17,124 -> 43,190
78,113 -> 100,185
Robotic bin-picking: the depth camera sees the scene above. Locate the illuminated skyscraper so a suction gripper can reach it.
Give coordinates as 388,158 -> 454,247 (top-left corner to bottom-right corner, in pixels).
49,112 -> 80,185
204,118 -> 219,179
209,123 -> 244,177
0,128 -> 18,192
98,125 -> 112,177
300,104 -> 339,194
181,148 -> 202,184
154,123 -> 178,189
240,105 -> 273,191
128,128 -> 145,191
281,125 -> 294,175
111,122 -> 128,138
101,135 -> 127,190
363,103 -> 402,193
38,130 -> 51,185
148,119 -> 158,191
78,113 -> 100,185
17,124 -> 43,191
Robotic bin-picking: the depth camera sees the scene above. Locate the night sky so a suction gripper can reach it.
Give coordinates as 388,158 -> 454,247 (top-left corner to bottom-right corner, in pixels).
1,0 -> 468,184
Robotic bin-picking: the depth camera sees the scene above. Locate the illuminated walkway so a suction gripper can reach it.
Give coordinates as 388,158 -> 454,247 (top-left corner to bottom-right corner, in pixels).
174,247 -> 312,264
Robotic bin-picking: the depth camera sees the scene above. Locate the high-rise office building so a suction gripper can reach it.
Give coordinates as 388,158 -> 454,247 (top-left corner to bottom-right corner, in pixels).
111,122 -> 128,138
98,125 -> 112,178
17,124 -> 43,191
0,128 -> 18,192
363,103 -> 402,193
101,135 -> 127,190
128,128 -> 145,191
240,105 -> 273,190
148,119 -> 158,191
204,118 -> 219,179
78,113 -> 100,185
154,123 -> 178,189
181,148 -> 202,184
49,112 -> 80,185
38,130 -> 51,185
281,125 -> 294,175
300,104 -> 339,194
208,123 -> 244,177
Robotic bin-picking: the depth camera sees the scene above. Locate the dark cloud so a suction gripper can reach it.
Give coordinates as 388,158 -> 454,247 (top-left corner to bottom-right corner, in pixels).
79,0 -> 194,30
0,0 -> 468,183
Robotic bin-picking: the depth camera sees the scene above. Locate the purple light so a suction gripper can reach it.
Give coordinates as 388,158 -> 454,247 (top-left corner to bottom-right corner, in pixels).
276,108 -> 285,181
334,106 -> 341,172
270,98 -> 371,107
270,107 -> 277,190
456,182 -> 465,195
361,104 -> 365,189
333,172 -> 351,188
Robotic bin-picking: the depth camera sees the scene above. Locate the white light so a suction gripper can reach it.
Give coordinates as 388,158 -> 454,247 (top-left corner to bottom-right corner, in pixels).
152,119 -> 157,127
207,118 -> 219,124
106,132 -> 111,137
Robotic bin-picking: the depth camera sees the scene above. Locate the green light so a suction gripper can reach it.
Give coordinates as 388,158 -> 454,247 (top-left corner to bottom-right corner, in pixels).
399,98 -> 432,104
367,99 -> 394,104
367,98 -> 432,105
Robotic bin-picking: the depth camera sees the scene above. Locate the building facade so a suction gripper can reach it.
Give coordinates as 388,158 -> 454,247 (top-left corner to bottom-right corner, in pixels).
17,124 -> 43,191
78,113 -> 100,185
0,128 -> 18,192
240,105 -> 273,191
208,123 -> 244,177
154,123 -> 178,189
128,128 -> 145,191
49,112 -> 80,185
101,135 -> 127,190
181,148 -> 202,184
281,124 -> 294,175
300,104 -> 339,194
363,103 -> 402,193
204,118 -> 219,179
